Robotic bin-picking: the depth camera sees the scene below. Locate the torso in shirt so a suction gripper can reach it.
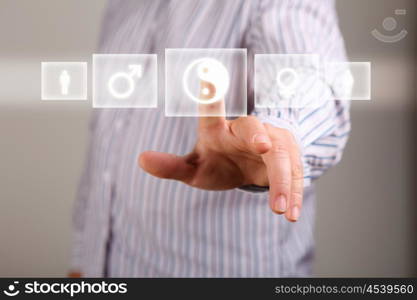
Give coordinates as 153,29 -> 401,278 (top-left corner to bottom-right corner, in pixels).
86,0 -> 315,277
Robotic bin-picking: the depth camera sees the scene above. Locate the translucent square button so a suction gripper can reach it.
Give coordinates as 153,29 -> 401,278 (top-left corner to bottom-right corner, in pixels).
255,54 -> 327,108
93,54 -> 157,108
41,62 -> 87,100
324,61 -> 371,100
165,49 -> 247,117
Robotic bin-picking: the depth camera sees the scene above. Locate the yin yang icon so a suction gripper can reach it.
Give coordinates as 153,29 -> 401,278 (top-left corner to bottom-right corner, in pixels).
182,57 -> 230,104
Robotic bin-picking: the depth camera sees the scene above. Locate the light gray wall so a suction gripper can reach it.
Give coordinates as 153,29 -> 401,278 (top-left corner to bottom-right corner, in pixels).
0,0 -> 106,277
0,0 -> 415,277
314,0 -> 416,276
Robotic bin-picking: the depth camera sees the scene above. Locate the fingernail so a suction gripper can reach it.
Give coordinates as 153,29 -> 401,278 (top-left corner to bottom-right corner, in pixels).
274,195 -> 287,213
291,206 -> 300,221
252,133 -> 269,144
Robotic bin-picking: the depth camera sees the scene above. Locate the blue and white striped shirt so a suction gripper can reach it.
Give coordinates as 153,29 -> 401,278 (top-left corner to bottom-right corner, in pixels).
72,0 -> 350,277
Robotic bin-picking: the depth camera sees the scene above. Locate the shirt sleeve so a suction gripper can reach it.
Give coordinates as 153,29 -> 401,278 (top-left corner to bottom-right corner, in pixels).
245,0 -> 351,185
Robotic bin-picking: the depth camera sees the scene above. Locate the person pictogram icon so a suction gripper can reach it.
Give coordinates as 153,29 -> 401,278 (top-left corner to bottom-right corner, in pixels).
59,70 -> 71,95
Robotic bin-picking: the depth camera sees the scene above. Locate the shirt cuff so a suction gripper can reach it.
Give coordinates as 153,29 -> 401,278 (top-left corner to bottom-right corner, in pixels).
238,184 -> 269,193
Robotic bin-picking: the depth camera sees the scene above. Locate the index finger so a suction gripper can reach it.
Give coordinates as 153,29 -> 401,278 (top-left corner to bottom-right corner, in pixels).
198,80 -> 227,130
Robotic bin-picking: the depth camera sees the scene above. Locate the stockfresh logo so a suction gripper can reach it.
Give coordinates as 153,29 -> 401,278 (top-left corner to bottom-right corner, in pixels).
3,281 -> 20,297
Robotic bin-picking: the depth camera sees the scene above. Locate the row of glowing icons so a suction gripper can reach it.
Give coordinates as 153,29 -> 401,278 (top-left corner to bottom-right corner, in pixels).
41,57 -> 233,104
43,59 -> 309,103
41,54 -> 370,111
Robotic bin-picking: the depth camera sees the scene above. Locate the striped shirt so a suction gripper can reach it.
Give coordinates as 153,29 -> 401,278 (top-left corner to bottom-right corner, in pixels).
72,0 -> 351,277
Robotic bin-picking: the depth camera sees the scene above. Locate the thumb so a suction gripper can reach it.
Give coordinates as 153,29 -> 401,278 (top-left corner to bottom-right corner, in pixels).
139,151 -> 196,181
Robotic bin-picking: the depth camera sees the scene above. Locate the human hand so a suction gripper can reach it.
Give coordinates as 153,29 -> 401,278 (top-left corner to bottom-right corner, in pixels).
139,84 -> 303,221
68,271 -> 82,278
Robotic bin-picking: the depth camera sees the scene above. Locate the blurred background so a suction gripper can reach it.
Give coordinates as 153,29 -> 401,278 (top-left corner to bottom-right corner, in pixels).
0,0 -> 415,277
